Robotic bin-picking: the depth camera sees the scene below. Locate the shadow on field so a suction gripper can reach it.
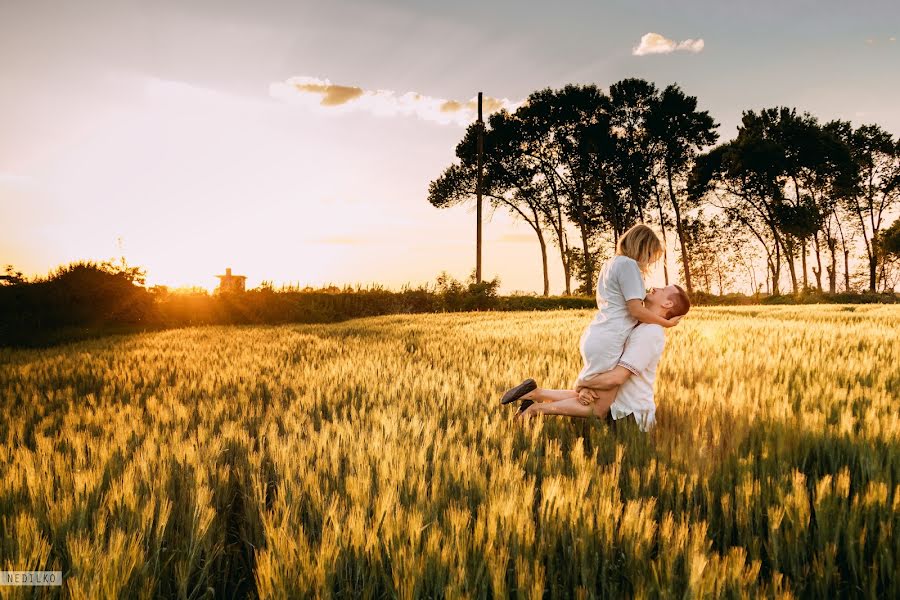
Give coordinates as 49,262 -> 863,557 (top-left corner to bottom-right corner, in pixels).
639,404 -> 897,597
156,441 -> 271,599
513,399 -> 898,597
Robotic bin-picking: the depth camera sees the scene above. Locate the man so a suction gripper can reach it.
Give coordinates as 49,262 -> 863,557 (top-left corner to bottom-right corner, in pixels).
501,285 -> 690,430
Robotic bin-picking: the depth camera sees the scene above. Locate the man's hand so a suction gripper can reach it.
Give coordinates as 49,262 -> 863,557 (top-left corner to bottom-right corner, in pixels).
576,366 -> 633,392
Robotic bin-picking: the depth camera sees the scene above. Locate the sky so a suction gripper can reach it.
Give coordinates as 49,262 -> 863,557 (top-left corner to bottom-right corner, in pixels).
1,0 -> 898,294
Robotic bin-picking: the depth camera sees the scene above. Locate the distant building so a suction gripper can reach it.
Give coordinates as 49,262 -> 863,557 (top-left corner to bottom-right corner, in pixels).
215,267 -> 246,294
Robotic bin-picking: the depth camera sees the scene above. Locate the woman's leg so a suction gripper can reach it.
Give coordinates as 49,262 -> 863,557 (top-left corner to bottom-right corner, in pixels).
521,388 -> 579,403
517,390 -> 615,419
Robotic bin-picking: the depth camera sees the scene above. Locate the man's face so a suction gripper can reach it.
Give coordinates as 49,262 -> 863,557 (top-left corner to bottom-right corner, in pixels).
645,285 -> 678,314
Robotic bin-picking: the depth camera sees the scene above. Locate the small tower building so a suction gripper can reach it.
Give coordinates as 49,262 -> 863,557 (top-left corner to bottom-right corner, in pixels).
215,267 -> 246,294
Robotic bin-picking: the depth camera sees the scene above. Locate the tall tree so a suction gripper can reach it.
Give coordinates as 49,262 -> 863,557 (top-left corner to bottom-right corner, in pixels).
428,117 -> 554,295
510,89 -> 580,294
689,122 -> 788,295
876,217 -> 900,291
679,211 -> 732,294
771,196 -> 822,291
484,111 -> 555,296
879,217 -> 900,258
607,78 -> 658,236
803,121 -> 855,292
830,122 -> 900,291
516,85 -> 613,294
757,107 -> 812,291
646,83 -> 719,293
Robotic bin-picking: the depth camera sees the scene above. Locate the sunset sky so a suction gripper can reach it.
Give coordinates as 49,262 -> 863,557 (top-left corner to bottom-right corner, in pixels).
2,0 -> 898,294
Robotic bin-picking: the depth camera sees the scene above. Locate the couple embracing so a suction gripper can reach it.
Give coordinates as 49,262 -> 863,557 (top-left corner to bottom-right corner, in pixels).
500,224 -> 691,431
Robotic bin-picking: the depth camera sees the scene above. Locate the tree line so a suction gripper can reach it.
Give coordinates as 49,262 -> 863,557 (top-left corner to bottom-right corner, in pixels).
428,79 -> 900,296
0,261 -> 592,348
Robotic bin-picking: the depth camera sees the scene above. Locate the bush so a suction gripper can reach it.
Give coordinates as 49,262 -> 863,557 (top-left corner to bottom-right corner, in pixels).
760,291 -> 899,305
0,260 -> 157,347
3,259 -> 899,348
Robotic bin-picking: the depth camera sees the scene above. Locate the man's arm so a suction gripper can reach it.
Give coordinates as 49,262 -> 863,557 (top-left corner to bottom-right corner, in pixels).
579,365 -> 634,390
583,323 -> 664,391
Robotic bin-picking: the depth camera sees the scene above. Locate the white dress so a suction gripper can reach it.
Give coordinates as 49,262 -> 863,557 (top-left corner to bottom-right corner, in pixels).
575,255 -> 647,382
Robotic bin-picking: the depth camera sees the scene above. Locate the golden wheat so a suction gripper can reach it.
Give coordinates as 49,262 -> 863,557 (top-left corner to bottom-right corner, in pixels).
0,305 -> 898,598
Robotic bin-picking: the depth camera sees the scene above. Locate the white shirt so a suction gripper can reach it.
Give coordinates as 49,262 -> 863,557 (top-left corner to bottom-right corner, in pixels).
610,323 -> 666,432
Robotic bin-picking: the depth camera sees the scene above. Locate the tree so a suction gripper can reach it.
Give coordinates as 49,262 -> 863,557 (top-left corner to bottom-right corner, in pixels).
690,124 -> 789,295
484,111 -> 555,296
99,254 -> 147,286
877,217 -> 900,292
821,202 -> 854,293
498,90 -> 575,294
806,121 -> 856,292
830,122 -> 900,291
756,107 -> 814,292
1,265 -> 26,286
678,211 -> 736,294
646,83 -> 719,293
429,116 -> 553,295
879,217 -> 900,257
771,197 -> 822,292
606,78 -> 658,236
514,85 -> 613,295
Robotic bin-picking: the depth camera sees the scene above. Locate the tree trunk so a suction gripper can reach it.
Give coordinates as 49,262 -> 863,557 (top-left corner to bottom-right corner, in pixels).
667,167 -> 692,293
541,202 -> 571,296
783,239 -> 798,294
826,235 -> 837,294
577,218 -> 594,295
844,249 -> 851,292
813,232 -> 823,292
786,255 -> 798,294
654,185 -> 670,285
772,243 -> 781,296
800,239 -> 808,291
715,255 -> 724,295
749,263 -> 758,296
533,216 -> 550,297
869,254 -> 878,292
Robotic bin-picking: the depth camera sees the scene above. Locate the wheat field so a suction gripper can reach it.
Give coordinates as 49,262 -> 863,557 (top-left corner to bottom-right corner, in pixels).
0,305 -> 898,599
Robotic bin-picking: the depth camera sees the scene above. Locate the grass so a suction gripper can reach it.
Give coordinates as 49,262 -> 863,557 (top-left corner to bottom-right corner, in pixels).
0,305 -> 898,598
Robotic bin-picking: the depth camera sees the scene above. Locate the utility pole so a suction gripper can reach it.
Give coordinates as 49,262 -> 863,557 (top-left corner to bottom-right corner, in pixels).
475,91 -> 484,284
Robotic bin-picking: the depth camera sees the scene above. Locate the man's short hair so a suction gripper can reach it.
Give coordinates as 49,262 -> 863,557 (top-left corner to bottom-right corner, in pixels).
668,285 -> 691,318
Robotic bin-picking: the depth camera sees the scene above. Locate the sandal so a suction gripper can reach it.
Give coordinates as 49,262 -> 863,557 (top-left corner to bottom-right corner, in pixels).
500,378 -> 537,405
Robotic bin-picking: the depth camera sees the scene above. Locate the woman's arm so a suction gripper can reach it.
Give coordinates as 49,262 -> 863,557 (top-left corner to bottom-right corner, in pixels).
626,299 -> 680,327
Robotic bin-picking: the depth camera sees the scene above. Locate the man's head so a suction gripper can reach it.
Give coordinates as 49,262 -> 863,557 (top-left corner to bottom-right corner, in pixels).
645,284 -> 691,319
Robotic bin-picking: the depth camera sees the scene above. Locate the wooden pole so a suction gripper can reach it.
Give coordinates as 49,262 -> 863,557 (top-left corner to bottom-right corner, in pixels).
476,92 -> 484,284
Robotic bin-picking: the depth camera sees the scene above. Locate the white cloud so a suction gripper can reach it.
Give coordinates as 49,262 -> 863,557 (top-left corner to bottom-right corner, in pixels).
632,33 -> 705,56
269,76 -> 523,126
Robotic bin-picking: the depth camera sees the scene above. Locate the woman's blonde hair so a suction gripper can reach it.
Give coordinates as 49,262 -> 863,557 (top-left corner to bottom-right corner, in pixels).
616,224 -> 664,275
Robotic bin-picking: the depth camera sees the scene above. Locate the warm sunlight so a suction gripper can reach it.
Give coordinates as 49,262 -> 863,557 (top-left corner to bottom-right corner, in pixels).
3,2 -> 900,598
